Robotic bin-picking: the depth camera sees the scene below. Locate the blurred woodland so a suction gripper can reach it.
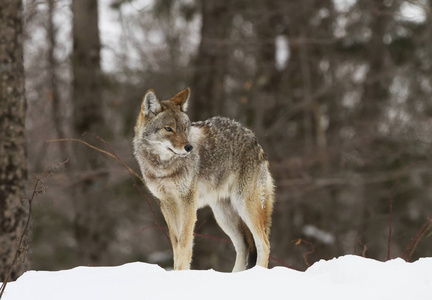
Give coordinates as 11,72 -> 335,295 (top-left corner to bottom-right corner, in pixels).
1,0 -> 432,280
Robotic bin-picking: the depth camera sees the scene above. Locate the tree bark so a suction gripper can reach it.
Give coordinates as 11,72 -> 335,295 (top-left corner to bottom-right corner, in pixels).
0,0 -> 28,280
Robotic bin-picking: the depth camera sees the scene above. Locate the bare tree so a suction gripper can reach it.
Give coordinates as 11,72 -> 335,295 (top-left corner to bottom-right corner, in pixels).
0,0 -> 28,280
47,0 -> 67,158
71,0 -> 110,265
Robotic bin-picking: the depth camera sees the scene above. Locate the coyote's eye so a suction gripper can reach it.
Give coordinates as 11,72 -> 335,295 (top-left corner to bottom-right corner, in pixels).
164,127 -> 173,132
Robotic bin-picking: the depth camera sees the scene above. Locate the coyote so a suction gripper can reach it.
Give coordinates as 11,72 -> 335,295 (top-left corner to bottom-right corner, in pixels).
133,88 -> 274,272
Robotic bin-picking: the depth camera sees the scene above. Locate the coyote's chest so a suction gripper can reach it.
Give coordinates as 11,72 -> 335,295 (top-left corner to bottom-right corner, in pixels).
143,164 -> 195,201
145,177 -> 174,200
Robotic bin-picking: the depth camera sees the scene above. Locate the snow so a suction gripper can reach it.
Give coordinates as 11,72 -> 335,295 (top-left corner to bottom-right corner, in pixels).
2,255 -> 432,300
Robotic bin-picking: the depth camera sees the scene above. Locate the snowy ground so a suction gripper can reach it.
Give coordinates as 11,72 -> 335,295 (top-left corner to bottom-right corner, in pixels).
2,255 -> 432,300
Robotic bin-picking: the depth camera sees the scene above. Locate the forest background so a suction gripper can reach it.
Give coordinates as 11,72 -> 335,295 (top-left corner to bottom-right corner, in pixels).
1,0 -> 432,280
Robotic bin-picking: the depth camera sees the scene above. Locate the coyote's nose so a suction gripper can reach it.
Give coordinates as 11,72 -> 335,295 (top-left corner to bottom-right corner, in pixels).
184,144 -> 193,152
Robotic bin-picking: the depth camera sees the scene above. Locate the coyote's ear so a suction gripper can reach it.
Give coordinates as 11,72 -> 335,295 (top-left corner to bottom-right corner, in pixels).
171,87 -> 190,112
142,89 -> 162,117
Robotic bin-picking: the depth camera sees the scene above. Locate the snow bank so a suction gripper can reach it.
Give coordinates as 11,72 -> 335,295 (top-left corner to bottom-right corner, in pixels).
2,255 -> 432,300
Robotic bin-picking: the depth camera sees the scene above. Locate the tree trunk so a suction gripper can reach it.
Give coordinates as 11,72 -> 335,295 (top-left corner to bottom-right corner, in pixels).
359,0 -> 390,128
0,0 -> 28,280
190,0 -> 232,121
47,0 -> 67,159
355,0 -> 394,259
71,0 -> 110,266
247,0 -> 282,139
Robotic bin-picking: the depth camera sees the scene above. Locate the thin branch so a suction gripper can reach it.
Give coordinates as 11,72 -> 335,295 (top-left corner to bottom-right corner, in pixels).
354,233 -> 368,258
402,213 -> 432,262
47,136 -> 171,246
293,238 -> 315,267
194,219 -> 207,234
135,225 -> 168,236
269,256 -> 296,270
47,138 -> 145,186
193,233 -> 232,244
0,160 -> 68,299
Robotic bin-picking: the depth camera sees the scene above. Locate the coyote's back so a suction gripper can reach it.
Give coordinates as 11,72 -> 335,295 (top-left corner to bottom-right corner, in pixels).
133,88 -> 274,271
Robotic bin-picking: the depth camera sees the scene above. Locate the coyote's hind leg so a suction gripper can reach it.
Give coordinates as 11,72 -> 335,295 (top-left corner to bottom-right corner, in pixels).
235,194 -> 271,268
210,200 -> 248,272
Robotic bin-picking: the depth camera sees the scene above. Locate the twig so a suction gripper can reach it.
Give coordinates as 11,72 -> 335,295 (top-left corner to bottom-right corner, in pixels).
194,219 -> 207,234
293,238 -> 315,267
135,225 -> 168,236
47,138 -> 143,185
193,233 -> 232,244
47,136 -> 171,247
361,243 -> 368,258
402,213 -> 432,262
269,256 -> 296,270
83,133 -> 162,217
354,233 -> 368,257
0,160 -> 68,299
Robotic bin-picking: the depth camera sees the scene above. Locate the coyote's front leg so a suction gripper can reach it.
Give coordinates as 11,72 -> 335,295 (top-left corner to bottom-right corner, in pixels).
161,199 -> 197,270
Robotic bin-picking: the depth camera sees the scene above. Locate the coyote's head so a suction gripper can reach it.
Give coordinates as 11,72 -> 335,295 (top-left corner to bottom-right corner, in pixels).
134,88 -> 193,160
